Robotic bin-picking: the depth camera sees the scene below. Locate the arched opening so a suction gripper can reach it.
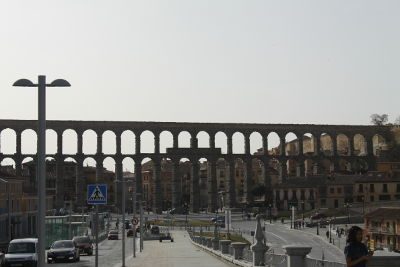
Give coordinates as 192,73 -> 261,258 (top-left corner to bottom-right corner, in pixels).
251,159 -> 265,202
320,159 -> 332,174
198,157 -> 209,211
122,157 -> 136,212
352,159 -> 368,174
354,134 -> 367,156
304,159 -> 314,176
103,157 -> 116,205
372,134 -> 387,156
82,130 -> 97,154
302,133 -> 314,155
122,157 -> 135,173
287,159 -> 297,177
178,131 -> 191,148
215,132 -> 227,154
337,134 -> 350,156
250,132 -> 263,155
320,133 -> 333,156
234,158 -> 245,203
285,132 -> 299,156
196,131 -> 210,148
102,130 -> 116,154
62,129 -> 78,154
0,129 -> 16,154
232,132 -> 245,154
338,159 -> 352,174
216,158 -> 227,195
63,157 -> 77,202
21,129 -> 37,154
0,158 -> 16,175
140,130 -> 155,153
267,132 -> 280,156
160,131 -> 173,153
121,130 -> 135,155
141,157 -> 154,210
160,157 -> 173,211
46,129 -> 58,155
179,158 -> 192,206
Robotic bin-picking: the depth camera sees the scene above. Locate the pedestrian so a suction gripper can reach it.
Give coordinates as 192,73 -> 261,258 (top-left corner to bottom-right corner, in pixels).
326,230 -> 329,239
344,226 -> 373,267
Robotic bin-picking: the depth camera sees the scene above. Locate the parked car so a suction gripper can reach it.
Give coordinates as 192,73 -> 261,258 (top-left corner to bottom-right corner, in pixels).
125,220 -> 132,230
72,236 -> 93,255
47,240 -> 80,263
169,207 -> 188,215
127,229 -> 135,237
150,226 -> 160,235
159,233 -> 174,242
4,238 -> 38,267
108,230 -> 119,240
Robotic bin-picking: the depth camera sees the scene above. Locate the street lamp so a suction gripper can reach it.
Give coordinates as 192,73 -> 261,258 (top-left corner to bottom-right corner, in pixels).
13,76 -> 70,267
0,178 -> 11,242
344,202 -> 352,224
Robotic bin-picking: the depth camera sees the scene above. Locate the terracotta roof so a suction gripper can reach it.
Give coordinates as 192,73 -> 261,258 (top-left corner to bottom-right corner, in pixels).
365,207 -> 400,219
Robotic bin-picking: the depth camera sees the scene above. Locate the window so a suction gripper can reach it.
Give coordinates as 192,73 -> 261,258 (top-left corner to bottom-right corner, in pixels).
219,170 -> 225,177
370,184 -> 375,193
334,199 -> 339,208
358,184 -> 363,193
321,199 -> 326,207
330,187 -> 334,194
379,195 -> 390,201
337,188 -> 342,194
383,184 -> 388,193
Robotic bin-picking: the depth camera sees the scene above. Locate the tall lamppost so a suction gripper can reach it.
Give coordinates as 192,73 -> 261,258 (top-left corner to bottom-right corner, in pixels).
13,76 -> 70,267
0,178 -> 11,242
344,202 -> 352,224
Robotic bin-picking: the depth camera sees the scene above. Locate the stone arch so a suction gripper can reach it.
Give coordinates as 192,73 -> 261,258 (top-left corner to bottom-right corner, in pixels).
215,131 -> 227,154
234,158 -> 246,202
352,158 -> 369,174
216,158 -> 228,194
285,132 -> 299,156
196,131 -> 210,148
267,132 -> 280,156
82,129 -> 97,154
46,129 -> 58,155
0,157 -> 16,175
62,129 -> 78,154
353,134 -> 367,156
178,131 -> 191,148
287,159 -> 297,177
122,157 -> 135,173
372,134 -> 387,156
21,129 -> 37,154
320,133 -> 333,156
0,128 -> 16,154
102,130 -> 116,154
141,157 -> 154,208
250,132 -> 263,155
83,157 -> 97,168
337,134 -> 350,156
103,157 -> 116,205
178,158 -> 192,206
198,157 -> 209,210
338,159 -> 352,173
160,131 -> 173,153
232,132 -> 245,154
302,133 -> 315,155
140,130 -> 155,153
121,130 -> 135,155
320,159 -> 333,174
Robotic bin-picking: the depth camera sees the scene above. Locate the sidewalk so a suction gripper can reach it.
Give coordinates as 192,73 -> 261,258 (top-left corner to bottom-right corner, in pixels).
123,231 -> 233,267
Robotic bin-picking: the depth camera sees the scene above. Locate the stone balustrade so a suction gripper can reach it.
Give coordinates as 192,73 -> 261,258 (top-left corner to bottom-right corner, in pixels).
231,242 -> 248,260
219,240 -> 231,254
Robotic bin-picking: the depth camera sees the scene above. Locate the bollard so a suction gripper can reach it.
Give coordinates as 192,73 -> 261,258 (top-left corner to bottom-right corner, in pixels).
231,242 -> 247,260
207,237 -> 213,248
219,240 -> 231,254
212,239 -> 219,250
283,245 -> 312,267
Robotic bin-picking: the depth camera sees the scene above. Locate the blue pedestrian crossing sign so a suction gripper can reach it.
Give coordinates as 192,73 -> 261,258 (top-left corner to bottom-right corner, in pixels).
87,184 -> 107,205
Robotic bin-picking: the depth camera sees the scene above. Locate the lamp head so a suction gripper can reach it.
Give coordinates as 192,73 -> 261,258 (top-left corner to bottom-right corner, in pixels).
48,79 -> 71,87
13,79 -> 36,87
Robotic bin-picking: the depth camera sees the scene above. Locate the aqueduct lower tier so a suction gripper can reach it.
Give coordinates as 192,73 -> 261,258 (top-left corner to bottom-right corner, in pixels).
0,119 -> 391,213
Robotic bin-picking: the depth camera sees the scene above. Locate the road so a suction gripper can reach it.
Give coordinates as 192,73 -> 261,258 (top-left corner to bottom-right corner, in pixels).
231,220 -> 346,264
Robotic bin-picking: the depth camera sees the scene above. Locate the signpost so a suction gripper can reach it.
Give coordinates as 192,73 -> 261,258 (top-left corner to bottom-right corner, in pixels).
87,184 -> 107,267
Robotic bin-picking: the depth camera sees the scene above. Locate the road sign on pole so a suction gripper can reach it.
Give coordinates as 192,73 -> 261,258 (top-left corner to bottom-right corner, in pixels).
87,184 -> 107,205
87,184 -> 107,267
132,217 -> 139,225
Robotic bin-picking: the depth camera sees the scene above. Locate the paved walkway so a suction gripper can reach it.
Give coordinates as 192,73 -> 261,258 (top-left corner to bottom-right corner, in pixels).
124,231 -> 233,267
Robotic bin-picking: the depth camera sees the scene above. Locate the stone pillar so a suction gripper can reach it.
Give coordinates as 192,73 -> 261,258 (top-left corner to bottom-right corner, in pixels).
251,215 -> 269,266
77,133 -> 83,154
208,162 -> 218,212
116,134 -> 121,155
245,134 -> 250,155
296,162 -> 305,177
227,135 -> 233,154
244,160 -> 253,203
264,162 -> 271,202
231,242 -> 247,260
55,158 -> 64,208
96,162 -> 103,182
209,135 -> 215,148
262,135 -> 268,155
314,135 -> 321,156
75,161 -> 84,207
280,136 -> 286,156
332,135 -> 338,156
57,132 -> 63,155
227,160 -> 236,208
349,135 -> 354,156
298,136 -> 304,155
190,136 -> 198,148
115,160 -> 123,210
135,134 -> 141,154
97,134 -> 103,154
190,161 -> 200,213
154,134 -> 160,154
173,134 -> 178,148
135,164 -> 142,195
15,131 -> 22,176
280,161 -> 287,183
283,245 -> 312,267
171,161 -> 180,208
366,138 -> 373,155
219,240 -> 231,254
153,160 -> 162,214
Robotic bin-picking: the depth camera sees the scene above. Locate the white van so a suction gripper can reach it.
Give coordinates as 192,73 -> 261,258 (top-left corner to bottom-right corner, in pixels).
4,238 -> 38,267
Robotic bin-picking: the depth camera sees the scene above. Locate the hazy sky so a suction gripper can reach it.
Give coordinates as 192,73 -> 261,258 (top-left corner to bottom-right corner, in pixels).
1,1 -> 399,171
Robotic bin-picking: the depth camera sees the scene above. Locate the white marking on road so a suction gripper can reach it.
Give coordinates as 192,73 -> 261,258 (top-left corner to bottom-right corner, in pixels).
266,230 -> 288,243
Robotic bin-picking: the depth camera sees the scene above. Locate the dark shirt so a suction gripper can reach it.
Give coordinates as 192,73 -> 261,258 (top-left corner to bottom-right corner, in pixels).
344,242 -> 368,267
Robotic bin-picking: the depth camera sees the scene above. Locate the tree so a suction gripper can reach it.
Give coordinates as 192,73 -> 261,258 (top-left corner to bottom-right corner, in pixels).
370,114 -> 389,126
395,116 -> 400,126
